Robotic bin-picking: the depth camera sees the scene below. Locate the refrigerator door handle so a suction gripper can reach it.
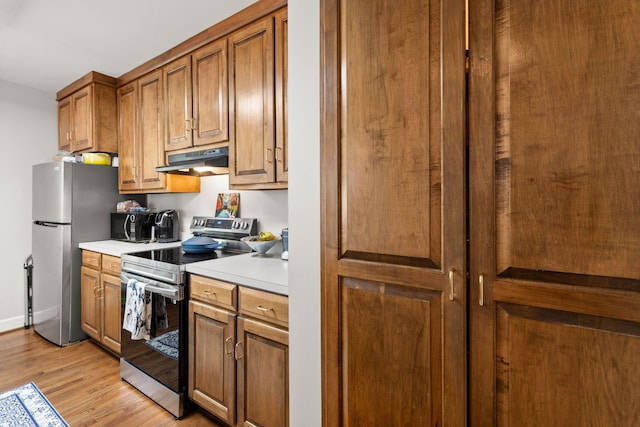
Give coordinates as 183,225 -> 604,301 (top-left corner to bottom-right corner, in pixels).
34,221 -> 60,227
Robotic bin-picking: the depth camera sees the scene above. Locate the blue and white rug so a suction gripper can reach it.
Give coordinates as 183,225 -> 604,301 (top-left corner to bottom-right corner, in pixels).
0,382 -> 68,427
144,329 -> 179,360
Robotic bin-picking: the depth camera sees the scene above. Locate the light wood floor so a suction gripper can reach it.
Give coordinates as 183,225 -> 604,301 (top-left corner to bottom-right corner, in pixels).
0,327 -> 223,426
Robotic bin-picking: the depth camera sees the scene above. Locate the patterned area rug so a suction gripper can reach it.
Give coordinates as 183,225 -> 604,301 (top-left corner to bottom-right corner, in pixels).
144,329 -> 179,360
0,382 -> 68,426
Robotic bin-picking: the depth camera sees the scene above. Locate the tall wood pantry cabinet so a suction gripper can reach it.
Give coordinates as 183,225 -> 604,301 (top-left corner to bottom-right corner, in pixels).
321,0 -> 640,425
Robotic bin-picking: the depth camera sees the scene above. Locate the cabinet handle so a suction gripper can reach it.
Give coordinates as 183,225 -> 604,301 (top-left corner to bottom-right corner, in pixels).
479,274 -> 485,306
256,305 -> 273,313
449,269 -> 455,301
95,286 -> 103,300
275,147 -> 282,163
266,148 -> 273,164
185,119 -> 192,131
234,342 -> 244,360
191,118 -> 197,131
203,289 -> 216,298
225,337 -> 234,354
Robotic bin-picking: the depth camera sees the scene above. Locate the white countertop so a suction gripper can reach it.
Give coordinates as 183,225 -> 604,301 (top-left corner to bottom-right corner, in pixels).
79,240 -> 181,257
187,253 -> 289,296
80,240 -> 289,296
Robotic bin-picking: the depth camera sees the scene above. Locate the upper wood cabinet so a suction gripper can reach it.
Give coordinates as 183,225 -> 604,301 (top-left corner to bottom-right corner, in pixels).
118,70 -> 199,194
57,71 -> 118,154
164,39 -> 229,152
228,9 -> 288,189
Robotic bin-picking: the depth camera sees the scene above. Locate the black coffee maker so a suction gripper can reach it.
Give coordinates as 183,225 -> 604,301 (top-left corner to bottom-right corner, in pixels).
155,210 -> 179,242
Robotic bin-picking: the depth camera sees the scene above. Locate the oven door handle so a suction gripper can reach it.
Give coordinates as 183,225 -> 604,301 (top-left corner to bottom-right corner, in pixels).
121,272 -> 185,301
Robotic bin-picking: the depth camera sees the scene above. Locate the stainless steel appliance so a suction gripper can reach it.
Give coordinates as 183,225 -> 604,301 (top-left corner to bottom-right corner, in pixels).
119,216 -> 257,418
155,209 -> 179,243
31,162 -> 127,346
110,212 -> 156,242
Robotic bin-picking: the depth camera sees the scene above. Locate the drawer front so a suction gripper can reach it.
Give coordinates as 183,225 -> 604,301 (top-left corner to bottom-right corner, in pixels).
239,287 -> 288,327
102,254 -> 121,276
190,275 -> 237,311
82,250 -> 101,270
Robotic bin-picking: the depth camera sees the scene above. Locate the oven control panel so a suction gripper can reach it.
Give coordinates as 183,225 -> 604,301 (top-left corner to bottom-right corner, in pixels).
190,216 -> 257,239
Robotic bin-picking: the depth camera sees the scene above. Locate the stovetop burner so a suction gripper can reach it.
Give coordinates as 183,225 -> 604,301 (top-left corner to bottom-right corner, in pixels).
129,247 -> 220,266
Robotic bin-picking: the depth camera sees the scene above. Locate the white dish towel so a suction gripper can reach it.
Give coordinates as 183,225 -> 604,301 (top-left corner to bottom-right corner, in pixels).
123,278 -> 151,340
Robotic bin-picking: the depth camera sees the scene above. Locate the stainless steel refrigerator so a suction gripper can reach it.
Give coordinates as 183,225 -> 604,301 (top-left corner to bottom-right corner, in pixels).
32,161 -> 127,346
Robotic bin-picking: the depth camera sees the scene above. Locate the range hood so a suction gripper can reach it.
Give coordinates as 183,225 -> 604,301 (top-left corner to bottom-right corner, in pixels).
155,147 -> 229,176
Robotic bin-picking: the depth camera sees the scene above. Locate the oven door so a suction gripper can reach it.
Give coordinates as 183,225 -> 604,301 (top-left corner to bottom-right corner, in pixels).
120,271 -> 187,394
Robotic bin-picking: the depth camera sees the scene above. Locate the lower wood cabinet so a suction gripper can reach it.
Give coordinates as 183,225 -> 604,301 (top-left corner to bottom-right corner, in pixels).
188,274 -> 289,427
80,250 -> 121,354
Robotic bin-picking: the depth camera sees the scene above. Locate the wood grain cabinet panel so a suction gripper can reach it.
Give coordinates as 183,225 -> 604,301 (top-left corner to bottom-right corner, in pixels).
468,0 -> 640,424
164,38 -> 229,152
189,300 -> 237,425
80,250 -> 122,355
56,71 -> 117,154
101,273 -> 122,354
118,70 -> 199,193
189,274 -> 289,426
321,0 -> 466,424
236,316 -> 288,427
229,9 -> 288,189
80,265 -> 101,341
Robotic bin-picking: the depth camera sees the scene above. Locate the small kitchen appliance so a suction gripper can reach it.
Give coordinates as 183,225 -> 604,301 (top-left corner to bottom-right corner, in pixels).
120,215 -> 257,418
155,210 -> 179,242
110,212 -> 155,242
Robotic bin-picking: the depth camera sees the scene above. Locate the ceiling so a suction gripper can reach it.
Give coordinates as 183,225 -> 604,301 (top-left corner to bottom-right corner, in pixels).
0,0 -> 256,94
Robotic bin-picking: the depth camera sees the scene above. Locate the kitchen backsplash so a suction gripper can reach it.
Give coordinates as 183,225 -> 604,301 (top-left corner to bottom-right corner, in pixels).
147,174 -> 288,242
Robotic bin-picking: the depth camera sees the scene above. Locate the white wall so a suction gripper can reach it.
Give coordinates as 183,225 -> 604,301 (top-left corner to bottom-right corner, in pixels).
289,0 -> 322,425
147,175 -> 289,243
0,79 -> 56,331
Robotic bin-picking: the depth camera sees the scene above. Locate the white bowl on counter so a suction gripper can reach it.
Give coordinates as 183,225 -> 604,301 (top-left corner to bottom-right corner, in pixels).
241,236 -> 281,256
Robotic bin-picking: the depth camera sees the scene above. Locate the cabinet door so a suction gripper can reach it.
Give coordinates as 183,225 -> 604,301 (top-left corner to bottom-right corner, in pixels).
72,85 -> 92,152
193,39 -> 229,147
236,317 -> 288,427
164,56 -> 193,151
188,300 -> 236,425
274,9 -> 288,183
80,266 -> 101,341
469,1 -> 640,425
101,273 -> 121,354
320,0 -> 467,425
58,97 -> 72,152
229,16 -> 275,186
117,82 -> 139,191
138,70 -> 166,190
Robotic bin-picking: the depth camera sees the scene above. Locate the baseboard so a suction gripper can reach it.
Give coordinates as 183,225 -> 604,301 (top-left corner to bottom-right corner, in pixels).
0,316 -> 28,333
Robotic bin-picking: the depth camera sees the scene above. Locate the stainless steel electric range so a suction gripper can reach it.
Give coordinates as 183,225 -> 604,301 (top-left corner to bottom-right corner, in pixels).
119,216 -> 257,418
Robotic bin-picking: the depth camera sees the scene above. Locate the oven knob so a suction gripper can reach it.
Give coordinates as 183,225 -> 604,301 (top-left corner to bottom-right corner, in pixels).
242,222 -> 249,229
